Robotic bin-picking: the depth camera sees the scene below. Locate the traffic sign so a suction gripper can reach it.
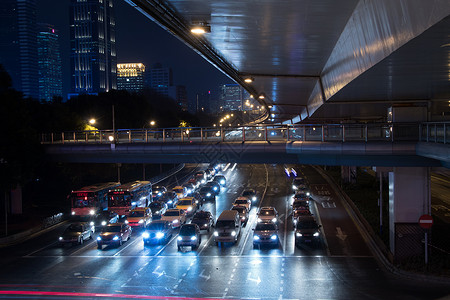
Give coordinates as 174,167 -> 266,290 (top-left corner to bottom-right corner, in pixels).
418,214 -> 433,229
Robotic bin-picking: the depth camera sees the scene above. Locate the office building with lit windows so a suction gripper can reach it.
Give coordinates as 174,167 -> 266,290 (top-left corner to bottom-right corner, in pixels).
117,63 -> 145,92
220,84 -> 249,111
37,24 -> 62,102
0,0 -> 39,99
69,0 -> 117,98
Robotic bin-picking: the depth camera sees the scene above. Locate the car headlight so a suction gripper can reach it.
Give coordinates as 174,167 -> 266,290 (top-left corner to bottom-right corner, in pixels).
296,232 -> 302,237
142,232 -> 150,239
90,221 -> 95,226
158,192 -> 162,196
168,200 -> 173,204
313,232 -> 320,237
187,206 -> 193,212
138,219 -> 144,224
100,221 -> 106,226
156,232 -> 164,239
59,237 -> 63,241
206,193 -> 211,197
213,187 -> 218,191
272,218 -> 277,223
214,231 -> 218,236
177,236 -> 182,241
173,219 -> 179,224
131,202 -> 136,206
293,186 -> 297,190
231,231 -> 236,236
293,219 -> 298,224
191,236 -> 197,241
220,180 -> 225,185
201,180 -> 205,184
204,223 -> 208,227
271,235 -> 277,240
241,216 -> 246,220
124,220 -> 129,224
96,236 -> 102,241
113,236 -> 119,241
71,211 -> 75,215
155,210 -> 160,215
253,235 -> 260,240
257,218 -> 262,222
306,192 -> 310,196
252,196 -> 256,201
89,210 -> 95,215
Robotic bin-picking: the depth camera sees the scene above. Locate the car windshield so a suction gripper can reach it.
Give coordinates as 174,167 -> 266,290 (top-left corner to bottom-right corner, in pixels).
129,211 -> 145,217
98,211 -> 113,218
293,179 -> 305,185
66,224 -> 83,232
260,209 -> 274,215
164,210 -> 180,216
147,223 -> 166,230
296,221 -> 318,230
235,200 -> 247,204
255,223 -> 276,231
178,200 -> 192,206
199,187 -> 210,193
232,207 -> 245,213
179,225 -> 196,236
173,188 -> 183,193
102,225 -> 121,232
160,194 -> 173,201
150,202 -> 162,209
216,220 -> 235,228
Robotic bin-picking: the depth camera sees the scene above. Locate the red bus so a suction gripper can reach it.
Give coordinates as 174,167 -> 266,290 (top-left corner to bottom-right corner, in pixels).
108,181 -> 152,216
70,182 -> 120,218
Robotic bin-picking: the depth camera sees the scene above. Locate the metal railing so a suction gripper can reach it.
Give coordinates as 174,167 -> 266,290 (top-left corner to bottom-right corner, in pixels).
40,122 -> 449,145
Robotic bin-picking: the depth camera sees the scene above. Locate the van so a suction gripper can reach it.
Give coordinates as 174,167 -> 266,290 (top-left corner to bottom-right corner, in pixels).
214,210 -> 241,245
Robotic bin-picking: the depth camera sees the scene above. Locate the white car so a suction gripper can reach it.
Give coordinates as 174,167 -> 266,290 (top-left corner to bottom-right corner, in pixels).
257,207 -> 278,223
233,197 -> 251,211
161,209 -> 186,228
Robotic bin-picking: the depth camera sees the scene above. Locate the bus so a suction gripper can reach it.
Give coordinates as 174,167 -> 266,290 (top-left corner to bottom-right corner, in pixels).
108,181 -> 152,216
70,182 -> 121,218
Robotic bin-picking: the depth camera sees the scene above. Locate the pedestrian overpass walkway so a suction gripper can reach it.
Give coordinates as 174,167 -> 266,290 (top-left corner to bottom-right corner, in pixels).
41,122 -> 449,167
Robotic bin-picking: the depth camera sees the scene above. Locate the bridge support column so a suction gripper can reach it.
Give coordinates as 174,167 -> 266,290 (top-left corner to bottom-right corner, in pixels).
389,167 -> 430,262
341,166 -> 356,184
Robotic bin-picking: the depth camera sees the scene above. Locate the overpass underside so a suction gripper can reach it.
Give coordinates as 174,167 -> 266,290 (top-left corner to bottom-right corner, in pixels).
45,141 -> 442,167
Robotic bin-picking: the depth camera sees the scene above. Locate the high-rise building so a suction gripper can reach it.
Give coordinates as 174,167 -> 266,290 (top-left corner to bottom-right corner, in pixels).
37,24 -> 62,102
194,91 -> 211,113
117,63 -> 145,92
69,0 -> 117,98
220,84 -> 249,111
149,63 -> 172,97
169,85 -> 188,111
0,0 -> 38,99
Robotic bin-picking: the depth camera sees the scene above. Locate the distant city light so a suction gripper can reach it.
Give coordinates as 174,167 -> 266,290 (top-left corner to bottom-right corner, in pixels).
150,120 -> 156,126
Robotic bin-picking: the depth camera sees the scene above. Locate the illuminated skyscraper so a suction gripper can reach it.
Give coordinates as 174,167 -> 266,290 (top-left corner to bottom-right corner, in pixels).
220,84 -> 249,111
69,0 -> 116,98
37,24 -> 62,101
117,63 -> 145,92
0,0 -> 38,98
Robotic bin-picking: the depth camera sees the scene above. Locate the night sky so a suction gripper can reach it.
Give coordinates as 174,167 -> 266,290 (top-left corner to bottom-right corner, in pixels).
37,0 -> 233,103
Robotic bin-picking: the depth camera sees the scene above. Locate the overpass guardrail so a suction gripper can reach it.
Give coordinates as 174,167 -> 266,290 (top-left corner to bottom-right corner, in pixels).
40,122 -> 449,145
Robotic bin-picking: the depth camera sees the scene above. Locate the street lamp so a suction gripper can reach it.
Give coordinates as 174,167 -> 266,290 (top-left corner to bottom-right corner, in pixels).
89,118 -> 96,125
150,120 -> 156,127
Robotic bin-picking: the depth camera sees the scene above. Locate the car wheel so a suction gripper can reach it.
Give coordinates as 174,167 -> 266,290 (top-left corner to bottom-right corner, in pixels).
177,246 -> 181,251
127,234 -> 130,241
97,244 -> 102,250
79,237 -> 84,245
119,239 -> 122,246
89,232 -> 93,240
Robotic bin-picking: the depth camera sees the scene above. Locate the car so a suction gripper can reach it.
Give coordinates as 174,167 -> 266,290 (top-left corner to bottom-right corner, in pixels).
182,182 -> 195,195
231,205 -> 249,226
293,191 -> 310,201
297,184 -> 311,198
149,201 -> 168,220
206,167 -> 215,177
176,197 -> 198,216
126,207 -> 152,228
96,223 -> 132,249
292,199 -> 309,211
295,216 -> 321,246
177,224 -> 202,250
152,186 -> 167,201
292,177 -> 307,191
59,222 -> 94,246
257,207 -> 278,223
173,186 -> 187,199
187,177 -> 200,189
191,210 -> 214,232
253,221 -> 279,248
142,220 -> 173,245
233,197 -> 251,211
204,181 -> 220,195
242,189 -> 257,202
159,191 -> 179,208
194,171 -> 207,184
198,186 -> 216,201
161,209 -> 186,228
90,210 -> 119,228
214,210 -> 241,245
212,175 -> 226,186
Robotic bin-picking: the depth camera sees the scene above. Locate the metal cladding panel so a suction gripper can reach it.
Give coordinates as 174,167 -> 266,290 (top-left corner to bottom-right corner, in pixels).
304,81 -> 324,119
416,142 -> 450,162
321,0 -> 450,101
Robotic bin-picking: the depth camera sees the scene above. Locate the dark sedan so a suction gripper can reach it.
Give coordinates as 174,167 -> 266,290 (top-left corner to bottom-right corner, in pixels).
198,186 -> 216,201
191,210 -> 214,232
59,222 -> 94,246
149,201 -> 168,219
90,210 -> 119,228
142,220 -> 173,245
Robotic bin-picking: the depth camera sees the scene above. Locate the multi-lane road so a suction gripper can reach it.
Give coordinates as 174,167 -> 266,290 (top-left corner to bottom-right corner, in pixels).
0,164 -> 449,299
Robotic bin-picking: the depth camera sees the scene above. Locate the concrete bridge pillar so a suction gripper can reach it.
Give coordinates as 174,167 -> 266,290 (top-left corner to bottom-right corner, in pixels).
389,167 -> 430,262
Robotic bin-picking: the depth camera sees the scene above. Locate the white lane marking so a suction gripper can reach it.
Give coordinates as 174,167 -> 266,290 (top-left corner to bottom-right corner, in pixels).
230,163 -> 238,171
197,233 -> 214,256
24,241 -> 58,257
70,239 -> 97,256
113,235 -> 141,256
313,201 -> 330,256
283,191 -> 289,256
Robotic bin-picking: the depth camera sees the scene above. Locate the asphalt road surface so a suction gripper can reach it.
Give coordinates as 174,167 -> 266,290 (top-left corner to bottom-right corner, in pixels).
0,164 -> 449,299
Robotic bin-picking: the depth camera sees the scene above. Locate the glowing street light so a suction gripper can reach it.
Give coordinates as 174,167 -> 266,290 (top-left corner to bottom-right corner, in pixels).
150,120 -> 156,126
89,118 -> 96,125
